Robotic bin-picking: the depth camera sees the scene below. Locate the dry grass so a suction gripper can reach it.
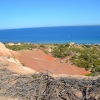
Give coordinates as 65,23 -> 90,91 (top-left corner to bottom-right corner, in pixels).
0,68 -> 100,100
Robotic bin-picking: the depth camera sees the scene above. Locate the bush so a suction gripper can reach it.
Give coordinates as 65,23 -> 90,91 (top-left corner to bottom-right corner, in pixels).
91,66 -> 100,76
52,44 -> 70,58
21,63 -> 25,66
5,43 -> 36,51
93,60 -> 100,67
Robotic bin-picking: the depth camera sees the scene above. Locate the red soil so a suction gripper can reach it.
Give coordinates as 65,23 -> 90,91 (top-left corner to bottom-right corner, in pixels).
13,49 -> 89,75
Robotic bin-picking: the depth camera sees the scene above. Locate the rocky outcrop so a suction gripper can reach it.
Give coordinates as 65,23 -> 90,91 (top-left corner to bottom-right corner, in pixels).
0,69 -> 100,100
0,42 -> 14,57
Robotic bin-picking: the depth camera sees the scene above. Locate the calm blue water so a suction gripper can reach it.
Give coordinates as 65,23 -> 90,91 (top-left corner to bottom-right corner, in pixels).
0,26 -> 100,44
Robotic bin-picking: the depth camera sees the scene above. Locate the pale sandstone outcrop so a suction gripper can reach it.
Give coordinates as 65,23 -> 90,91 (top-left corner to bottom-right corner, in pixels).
0,42 -> 36,74
0,42 -> 13,56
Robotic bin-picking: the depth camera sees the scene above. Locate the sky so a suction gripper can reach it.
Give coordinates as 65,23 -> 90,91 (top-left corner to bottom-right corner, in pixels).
0,0 -> 100,29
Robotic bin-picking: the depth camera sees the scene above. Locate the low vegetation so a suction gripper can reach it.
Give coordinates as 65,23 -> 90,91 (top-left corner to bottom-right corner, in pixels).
5,43 -> 55,51
52,44 -> 70,58
52,44 -> 100,76
5,43 -> 100,76
5,43 -> 37,51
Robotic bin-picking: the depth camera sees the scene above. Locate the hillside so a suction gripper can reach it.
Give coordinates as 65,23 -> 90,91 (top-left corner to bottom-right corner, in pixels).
4,43 -> 88,75
0,42 -> 100,100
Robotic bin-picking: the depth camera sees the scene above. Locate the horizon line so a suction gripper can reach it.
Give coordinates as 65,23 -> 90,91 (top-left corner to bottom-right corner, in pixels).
0,25 -> 100,30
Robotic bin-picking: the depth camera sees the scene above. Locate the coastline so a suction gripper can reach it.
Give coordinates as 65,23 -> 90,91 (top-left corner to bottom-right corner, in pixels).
3,42 -> 100,45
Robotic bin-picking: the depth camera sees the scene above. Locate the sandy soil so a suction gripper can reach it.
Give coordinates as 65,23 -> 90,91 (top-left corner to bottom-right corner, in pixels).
0,97 -> 18,100
13,49 -> 89,75
0,42 -> 36,74
0,42 -> 89,75
0,56 -> 36,74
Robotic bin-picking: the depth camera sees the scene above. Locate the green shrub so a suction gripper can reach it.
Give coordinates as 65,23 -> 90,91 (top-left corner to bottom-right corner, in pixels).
93,60 -> 100,67
5,43 -> 36,51
21,63 -> 25,66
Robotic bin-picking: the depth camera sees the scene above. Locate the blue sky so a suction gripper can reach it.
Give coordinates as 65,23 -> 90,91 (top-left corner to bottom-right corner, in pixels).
0,0 -> 100,29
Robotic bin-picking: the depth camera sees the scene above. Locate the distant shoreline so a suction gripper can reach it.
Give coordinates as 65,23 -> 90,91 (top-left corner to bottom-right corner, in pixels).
3,42 -> 100,45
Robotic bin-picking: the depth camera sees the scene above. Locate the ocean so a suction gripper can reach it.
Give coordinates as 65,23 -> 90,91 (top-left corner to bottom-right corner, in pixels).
0,26 -> 100,44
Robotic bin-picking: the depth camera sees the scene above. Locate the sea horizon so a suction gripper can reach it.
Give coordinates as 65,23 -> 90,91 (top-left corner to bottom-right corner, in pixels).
0,25 -> 100,44
0,25 -> 100,30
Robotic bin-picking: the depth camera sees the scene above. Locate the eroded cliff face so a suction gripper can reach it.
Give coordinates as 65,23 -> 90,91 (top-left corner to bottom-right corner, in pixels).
0,42 -> 14,57
0,68 -> 100,100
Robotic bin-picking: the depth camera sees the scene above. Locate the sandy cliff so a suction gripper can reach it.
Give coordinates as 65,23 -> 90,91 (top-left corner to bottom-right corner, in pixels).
0,42 -> 36,74
0,42 -> 13,56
